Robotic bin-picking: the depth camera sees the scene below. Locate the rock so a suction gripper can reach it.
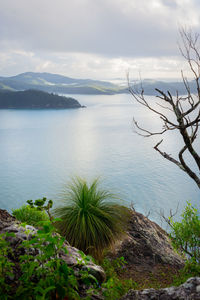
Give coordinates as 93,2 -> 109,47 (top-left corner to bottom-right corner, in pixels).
0,209 -> 105,297
113,211 -> 184,268
0,209 -> 16,230
83,263 -> 106,284
60,245 -> 106,283
120,277 -> 200,299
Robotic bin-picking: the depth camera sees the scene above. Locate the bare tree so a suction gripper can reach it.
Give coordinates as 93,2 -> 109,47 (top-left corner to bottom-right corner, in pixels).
128,28 -> 200,189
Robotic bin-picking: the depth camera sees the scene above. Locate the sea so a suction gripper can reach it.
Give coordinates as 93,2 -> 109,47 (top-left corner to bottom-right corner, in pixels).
0,93 -> 199,227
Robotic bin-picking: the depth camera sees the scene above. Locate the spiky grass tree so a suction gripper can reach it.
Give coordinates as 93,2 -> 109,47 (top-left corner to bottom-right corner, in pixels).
53,177 -> 131,260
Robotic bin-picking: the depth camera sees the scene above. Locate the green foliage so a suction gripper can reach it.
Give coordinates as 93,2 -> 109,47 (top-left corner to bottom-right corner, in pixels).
0,89 -> 81,109
101,257 -> 127,278
16,220 -> 80,299
53,177 -> 131,259
169,202 -> 200,288
101,257 -> 137,299
169,202 -> 200,262
0,233 -> 15,299
12,205 -> 49,226
172,260 -> 200,286
0,220 -> 99,299
27,197 -> 53,221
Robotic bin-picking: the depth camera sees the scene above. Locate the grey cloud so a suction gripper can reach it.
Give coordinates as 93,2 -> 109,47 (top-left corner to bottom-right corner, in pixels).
161,0 -> 178,8
0,0 -> 199,78
0,0 -> 196,58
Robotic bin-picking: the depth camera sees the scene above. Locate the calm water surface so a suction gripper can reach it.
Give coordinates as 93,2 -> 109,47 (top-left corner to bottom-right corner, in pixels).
0,94 -> 199,225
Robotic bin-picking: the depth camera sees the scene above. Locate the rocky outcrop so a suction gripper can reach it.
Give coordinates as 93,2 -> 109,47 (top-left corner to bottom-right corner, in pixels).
1,208 -> 187,299
113,210 -> 184,268
0,209 -> 105,297
120,277 -> 200,299
0,209 -> 16,230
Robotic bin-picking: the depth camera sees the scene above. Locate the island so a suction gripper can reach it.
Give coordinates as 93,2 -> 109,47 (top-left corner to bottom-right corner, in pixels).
0,89 -> 83,109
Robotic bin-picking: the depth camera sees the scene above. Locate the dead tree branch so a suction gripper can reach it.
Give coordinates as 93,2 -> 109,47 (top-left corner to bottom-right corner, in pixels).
129,28 -> 200,189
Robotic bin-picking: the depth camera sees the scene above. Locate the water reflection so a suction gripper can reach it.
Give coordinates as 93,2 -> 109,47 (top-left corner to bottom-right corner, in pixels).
0,94 -> 199,226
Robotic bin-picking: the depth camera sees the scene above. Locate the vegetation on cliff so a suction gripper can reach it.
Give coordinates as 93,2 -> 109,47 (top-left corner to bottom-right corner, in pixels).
1,201 -> 200,299
53,177 -> 131,260
1,179 -> 200,299
12,204 -> 49,226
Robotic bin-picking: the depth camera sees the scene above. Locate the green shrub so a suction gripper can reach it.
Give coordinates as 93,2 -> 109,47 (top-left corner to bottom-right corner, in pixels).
169,202 -> 200,263
0,220 -> 98,299
27,197 -> 53,221
0,226 -> 135,300
12,205 -> 49,226
0,233 -> 15,299
101,257 -> 137,299
53,177 -> 131,260
172,260 -> 200,286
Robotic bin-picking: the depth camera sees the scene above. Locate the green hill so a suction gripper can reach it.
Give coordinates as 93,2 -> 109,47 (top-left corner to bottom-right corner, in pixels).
0,72 -> 195,95
0,89 -> 83,109
0,72 -> 125,95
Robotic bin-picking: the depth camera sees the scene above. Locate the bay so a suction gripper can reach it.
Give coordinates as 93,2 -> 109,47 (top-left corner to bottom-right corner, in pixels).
0,93 -> 199,225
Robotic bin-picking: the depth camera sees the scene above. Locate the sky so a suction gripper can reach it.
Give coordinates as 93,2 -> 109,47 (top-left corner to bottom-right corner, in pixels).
0,0 -> 200,80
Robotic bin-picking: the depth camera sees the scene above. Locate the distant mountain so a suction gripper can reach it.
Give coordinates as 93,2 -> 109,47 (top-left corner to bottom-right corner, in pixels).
0,72 -> 123,95
0,72 -> 196,95
0,89 -> 82,109
9,72 -> 115,87
130,79 -> 196,96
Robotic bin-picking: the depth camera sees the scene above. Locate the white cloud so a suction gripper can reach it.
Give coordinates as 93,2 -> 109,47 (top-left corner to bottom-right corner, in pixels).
1,0 -> 199,56
0,0 -> 200,78
0,49 -> 189,80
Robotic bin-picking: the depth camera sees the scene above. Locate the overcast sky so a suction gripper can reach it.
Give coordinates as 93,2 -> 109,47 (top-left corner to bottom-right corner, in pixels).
0,0 -> 200,80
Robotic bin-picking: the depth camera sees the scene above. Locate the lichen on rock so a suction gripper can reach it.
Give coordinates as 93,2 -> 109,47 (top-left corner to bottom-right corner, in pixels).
114,210 -> 184,268
120,277 -> 200,299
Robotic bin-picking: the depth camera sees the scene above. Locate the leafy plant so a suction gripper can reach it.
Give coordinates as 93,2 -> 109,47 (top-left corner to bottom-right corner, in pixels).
27,197 -> 53,220
0,220 -> 99,299
53,177 -> 131,259
16,220 -> 80,299
172,260 -> 200,287
101,257 -> 137,299
0,233 -> 15,299
101,257 -> 127,278
169,202 -> 200,262
12,205 -> 49,226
